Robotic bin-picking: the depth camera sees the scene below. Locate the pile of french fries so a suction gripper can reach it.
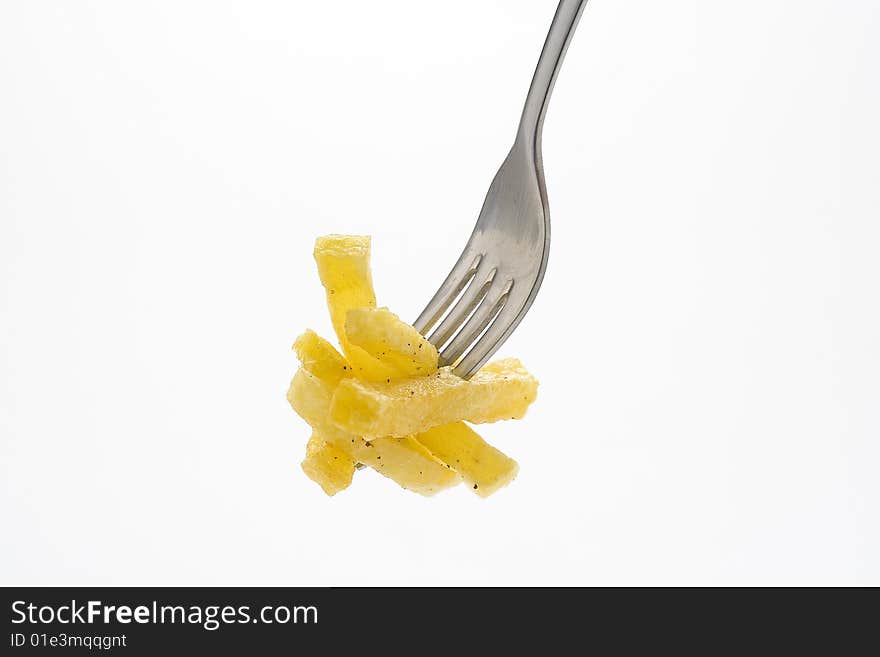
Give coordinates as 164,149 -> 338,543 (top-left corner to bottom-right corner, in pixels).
287,235 -> 538,497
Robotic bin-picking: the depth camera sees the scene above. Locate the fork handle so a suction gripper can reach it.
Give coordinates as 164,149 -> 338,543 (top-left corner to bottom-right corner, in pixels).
517,0 -> 588,152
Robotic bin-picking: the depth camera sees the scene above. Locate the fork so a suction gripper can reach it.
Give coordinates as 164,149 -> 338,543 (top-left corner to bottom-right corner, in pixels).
413,0 -> 588,378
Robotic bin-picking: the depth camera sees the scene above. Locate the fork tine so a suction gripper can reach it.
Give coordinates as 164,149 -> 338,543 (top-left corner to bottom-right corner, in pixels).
439,280 -> 512,366
452,292 -> 527,379
427,261 -> 496,349
413,252 -> 482,334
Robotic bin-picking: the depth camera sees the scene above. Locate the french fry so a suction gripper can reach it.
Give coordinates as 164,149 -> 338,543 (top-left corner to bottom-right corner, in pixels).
415,423 -> 519,497
301,432 -> 355,496
293,329 -> 352,387
329,358 -> 538,439
345,307 -> 438,376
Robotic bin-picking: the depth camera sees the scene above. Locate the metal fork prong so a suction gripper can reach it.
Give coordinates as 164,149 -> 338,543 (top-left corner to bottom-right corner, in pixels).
427,264 -> 496,349
439,281 -> 512,366
452,294 -> 527,379
413,253 -> 482,334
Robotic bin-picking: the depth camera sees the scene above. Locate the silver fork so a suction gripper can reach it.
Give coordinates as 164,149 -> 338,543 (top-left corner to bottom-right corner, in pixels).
414,0 -> 588,378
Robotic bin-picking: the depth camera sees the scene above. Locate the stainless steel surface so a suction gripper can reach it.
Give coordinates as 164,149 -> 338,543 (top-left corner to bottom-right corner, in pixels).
414,0 -> 587,378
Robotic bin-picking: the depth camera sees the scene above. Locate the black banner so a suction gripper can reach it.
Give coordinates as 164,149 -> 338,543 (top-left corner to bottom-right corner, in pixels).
1,587 -> 874,654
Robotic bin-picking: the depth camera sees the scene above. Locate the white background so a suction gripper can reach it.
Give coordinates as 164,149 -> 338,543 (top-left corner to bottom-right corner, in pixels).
2,0 -> 878,586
